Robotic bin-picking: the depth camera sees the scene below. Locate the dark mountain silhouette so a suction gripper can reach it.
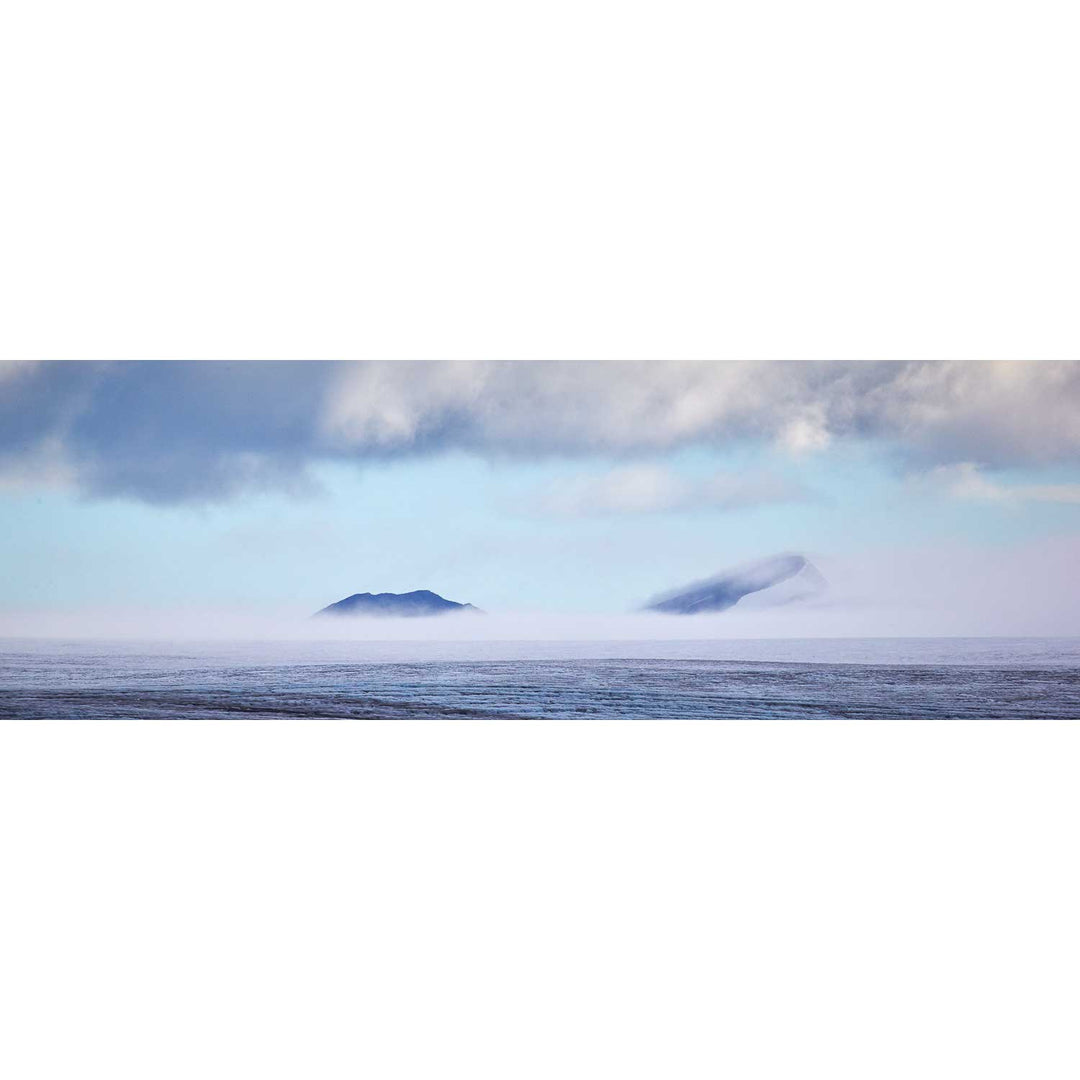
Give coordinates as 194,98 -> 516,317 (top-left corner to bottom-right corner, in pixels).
315,590 -> 482,618
643,553 -> 825,614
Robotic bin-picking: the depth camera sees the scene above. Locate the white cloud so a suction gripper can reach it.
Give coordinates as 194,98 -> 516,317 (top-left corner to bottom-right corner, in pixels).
925,462 -> 1080,506
529,465 -> 809,517
777,414 -> 832,455
323,360 -> 1080,466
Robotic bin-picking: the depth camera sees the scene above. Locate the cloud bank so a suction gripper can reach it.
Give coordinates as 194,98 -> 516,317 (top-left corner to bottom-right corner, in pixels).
2,360 -> 1079,503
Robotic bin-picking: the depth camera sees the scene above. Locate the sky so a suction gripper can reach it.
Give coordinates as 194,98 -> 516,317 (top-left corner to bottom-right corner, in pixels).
2,360 -> 1079,637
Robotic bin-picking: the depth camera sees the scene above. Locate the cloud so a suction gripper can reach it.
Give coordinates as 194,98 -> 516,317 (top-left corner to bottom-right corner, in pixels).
322,360 -> 1080,468
924,462 -> 1080,506
2,360 -> 1079,503
529,465 -> 809,516
0,362 -> 33,384
0,361 -> 333,502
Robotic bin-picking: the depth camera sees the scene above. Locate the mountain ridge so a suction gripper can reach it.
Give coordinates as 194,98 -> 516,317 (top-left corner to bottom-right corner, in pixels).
315,589 -> 482,618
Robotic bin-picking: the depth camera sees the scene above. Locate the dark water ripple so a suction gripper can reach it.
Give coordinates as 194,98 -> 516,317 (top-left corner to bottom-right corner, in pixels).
3,645 -> 1079,719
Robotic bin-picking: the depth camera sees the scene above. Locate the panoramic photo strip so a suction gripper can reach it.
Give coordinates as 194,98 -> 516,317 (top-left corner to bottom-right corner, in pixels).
2,360 -> 1078,719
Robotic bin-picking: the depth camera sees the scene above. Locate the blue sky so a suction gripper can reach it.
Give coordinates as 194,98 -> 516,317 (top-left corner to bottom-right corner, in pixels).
2,361 -> 1079,632
3,437 -> 1078,617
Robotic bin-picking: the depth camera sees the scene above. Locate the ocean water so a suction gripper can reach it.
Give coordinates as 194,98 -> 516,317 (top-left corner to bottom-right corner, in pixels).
2,637 -> 1079,719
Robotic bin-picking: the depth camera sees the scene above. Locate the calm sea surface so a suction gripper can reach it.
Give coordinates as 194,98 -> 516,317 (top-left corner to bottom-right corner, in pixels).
2,637 -> 1079,719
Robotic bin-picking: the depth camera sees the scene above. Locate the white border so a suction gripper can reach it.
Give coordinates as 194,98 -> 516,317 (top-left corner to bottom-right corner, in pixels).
2,1 -> 1078,360
2,721 -> 1078,1078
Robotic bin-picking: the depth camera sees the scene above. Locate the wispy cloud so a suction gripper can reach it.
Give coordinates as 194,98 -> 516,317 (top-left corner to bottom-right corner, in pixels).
924,462 -> 1080,505
528,465 -> 809,517
2,361 -> 1079,503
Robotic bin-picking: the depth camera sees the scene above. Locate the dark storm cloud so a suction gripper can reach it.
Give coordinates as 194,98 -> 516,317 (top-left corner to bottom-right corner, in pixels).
2,360 -> 1079,503
0,361 -> 337,501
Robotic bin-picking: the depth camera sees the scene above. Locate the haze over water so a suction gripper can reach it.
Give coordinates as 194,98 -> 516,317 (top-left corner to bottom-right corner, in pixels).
4,636 -> 1078,720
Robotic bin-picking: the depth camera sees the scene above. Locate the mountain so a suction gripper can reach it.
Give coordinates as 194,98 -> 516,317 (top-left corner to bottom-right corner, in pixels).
643,553 -> 825,614
314,590 -> 482,618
